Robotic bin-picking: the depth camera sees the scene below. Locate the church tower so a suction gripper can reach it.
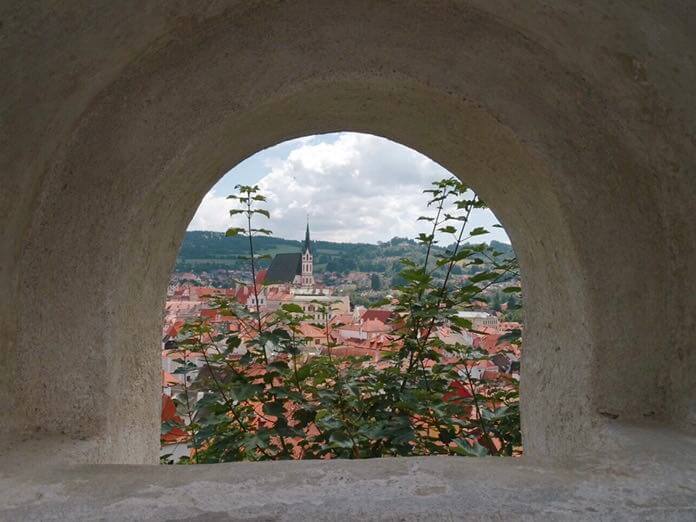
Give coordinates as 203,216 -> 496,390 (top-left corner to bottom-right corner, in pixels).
301,220 -> 314,287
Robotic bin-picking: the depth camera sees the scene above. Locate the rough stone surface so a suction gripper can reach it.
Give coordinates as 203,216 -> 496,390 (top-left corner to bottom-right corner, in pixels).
1,425 -> 695,521
1,0 -> 695,517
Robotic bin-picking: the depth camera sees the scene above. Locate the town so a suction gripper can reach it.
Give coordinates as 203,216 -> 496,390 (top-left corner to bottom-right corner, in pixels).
161,221 -> 522,460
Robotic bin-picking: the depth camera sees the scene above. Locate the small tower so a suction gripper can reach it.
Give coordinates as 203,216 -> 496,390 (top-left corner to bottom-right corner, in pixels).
301,219 -> 314,287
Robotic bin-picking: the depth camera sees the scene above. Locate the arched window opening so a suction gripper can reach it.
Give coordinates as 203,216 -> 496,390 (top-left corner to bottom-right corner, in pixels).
161,133 -> 522,464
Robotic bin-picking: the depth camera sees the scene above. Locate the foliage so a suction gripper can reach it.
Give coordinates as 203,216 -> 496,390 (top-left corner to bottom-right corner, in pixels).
162,180 -> 522,463
175,232 -> 514,282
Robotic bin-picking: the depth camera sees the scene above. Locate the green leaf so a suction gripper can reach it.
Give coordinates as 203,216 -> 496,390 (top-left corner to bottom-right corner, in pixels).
281,303 -> 304,314
226,335 -> 241,349
251,228 -> 273,235
390,425 -> 416,445
292,408 -> 316,427
469,271 -> 499,283
161,420 -> 181,435
295,364 -> 313,381
453,439 -> 489,457
225,227 -> 245,237
450,316 -> 473,329
262,400 -> 285,417
229,383 -> 262,402
469,227 -> 489,236
329,431 -> 354,449
268,360 -> 289,371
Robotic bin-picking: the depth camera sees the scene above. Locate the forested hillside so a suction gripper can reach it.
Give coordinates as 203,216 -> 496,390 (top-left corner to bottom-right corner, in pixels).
176,231 -> 514,279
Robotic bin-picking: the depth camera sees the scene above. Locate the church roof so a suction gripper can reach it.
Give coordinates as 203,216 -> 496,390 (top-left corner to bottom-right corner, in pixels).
265,252 -> 302,284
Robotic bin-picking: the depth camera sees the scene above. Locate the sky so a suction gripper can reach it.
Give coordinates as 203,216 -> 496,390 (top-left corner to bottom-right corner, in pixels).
188,132 -> 509,245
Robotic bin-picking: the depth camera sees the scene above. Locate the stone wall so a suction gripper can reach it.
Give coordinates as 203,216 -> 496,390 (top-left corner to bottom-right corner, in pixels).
1,0 -> 695,470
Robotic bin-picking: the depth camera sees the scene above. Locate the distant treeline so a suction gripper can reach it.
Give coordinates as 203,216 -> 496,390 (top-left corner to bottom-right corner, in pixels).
176,231 -> 514,280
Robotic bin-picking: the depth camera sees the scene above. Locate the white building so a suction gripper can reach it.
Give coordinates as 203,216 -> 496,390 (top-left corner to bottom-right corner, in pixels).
457,310 -> 499,331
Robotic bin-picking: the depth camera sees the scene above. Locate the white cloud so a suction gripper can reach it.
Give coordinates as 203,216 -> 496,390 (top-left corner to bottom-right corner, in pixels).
188,133 -> 508,244
187,191 -> 234,232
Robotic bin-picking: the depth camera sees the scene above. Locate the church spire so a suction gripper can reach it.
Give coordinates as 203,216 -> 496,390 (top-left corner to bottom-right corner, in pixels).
301,216 -> 314,287
303,217 -> 311,254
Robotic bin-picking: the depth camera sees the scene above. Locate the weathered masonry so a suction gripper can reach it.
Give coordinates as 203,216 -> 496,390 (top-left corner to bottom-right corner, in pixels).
1,2 -> 695,519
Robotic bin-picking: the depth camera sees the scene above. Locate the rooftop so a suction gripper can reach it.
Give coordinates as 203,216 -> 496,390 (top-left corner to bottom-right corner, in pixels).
265,253 -> 302,285
457,311 -> 493,319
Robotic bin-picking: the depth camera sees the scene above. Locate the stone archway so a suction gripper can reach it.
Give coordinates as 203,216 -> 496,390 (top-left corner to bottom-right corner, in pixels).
2,1 -> 695,474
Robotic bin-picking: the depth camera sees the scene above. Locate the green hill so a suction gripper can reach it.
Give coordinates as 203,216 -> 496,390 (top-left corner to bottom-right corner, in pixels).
176,231 -> 514,279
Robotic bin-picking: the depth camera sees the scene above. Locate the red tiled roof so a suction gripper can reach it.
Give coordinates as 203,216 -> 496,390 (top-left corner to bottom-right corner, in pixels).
200,308 -> 217,319
337,324 -> 362,332
161,394 -> 178,422
361,309 -> 393,323
368,333 -> 397,349
477,334 -> 514,354
190,287 -> 222,300
266,288 -> 291,301
482,369 -> 500,381
298,322 -> 325,339
235,286 -> 251,304
162,371 -> 179,386
329,313 -> 354,326
161,394 -> 190,444
161,427 -> 189,445
329,346 -> 379,359
500,322 -> 522,331
361,318 -> 391,333
165,320 -> 185,338
443,380 -> 473,402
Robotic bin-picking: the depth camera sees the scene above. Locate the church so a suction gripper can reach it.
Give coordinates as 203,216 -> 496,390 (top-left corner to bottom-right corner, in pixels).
264,222 -> 315,287
254,221 -> 350,321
